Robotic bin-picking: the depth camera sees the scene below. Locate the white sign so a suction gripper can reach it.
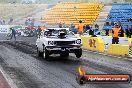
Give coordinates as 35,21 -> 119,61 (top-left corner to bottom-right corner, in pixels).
102,36 -> 129,50
0,25 -> 10,33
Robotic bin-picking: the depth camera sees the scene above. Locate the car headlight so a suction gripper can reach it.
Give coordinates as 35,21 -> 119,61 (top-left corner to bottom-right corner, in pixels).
48,41 -> 54,45
76,39 -> 81,44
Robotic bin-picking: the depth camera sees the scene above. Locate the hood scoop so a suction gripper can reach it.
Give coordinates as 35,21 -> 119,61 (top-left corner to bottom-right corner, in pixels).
58,32 -> 66,39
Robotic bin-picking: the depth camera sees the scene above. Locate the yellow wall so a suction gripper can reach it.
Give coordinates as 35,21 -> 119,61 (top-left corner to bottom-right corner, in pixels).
107,44 -> 129,56
81,36 -> 130,57
81,36 -> 104,53
128,38 -> 132,44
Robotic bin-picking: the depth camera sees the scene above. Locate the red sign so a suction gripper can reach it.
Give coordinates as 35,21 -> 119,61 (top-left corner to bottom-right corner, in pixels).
77,66 -> 131,85
89,39 -> 96,48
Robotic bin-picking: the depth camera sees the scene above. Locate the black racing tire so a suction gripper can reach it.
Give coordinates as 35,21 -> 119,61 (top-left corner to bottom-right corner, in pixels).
75,49 -> 82,58
37,47 -> 43,57
60,52 -> 69,57
43,45 -> 49,60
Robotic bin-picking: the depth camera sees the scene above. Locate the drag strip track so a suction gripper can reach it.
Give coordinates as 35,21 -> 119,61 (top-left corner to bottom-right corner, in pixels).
0,41 -> 132,88
3,41 -> 132,74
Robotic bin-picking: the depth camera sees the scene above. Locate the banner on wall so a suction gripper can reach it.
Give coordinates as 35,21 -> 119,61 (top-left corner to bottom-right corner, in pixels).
0,25 -> 10,33
0,25 -> 20,34
102,36 -> 129,50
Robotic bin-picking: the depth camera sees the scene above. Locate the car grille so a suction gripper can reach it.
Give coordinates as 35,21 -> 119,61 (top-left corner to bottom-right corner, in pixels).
55,41 -> 75,46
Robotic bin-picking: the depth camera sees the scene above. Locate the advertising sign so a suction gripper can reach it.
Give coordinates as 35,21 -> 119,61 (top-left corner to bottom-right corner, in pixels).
0,25 -> 9,33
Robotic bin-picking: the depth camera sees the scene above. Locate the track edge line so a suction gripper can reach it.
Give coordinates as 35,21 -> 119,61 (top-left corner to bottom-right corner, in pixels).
0,65 -> 18,88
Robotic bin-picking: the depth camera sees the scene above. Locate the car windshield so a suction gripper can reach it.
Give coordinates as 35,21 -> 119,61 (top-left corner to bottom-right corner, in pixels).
44,29 -> 74,37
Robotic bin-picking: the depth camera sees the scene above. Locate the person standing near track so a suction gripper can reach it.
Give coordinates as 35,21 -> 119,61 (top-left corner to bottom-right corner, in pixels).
62,22 -> 67,28
77,20 -> 84,35
70,22 -> 77,34
95,24 -> 99,30
84,24 -> 90,33
37,26 -> 42,37
10,27 -> 16,40
119,25 -> 124,37
112,24 -> 120,44
59,22 -> 62,28
130,25 -> 132,38
89,27 -> 94,36
125,25 -> 131,38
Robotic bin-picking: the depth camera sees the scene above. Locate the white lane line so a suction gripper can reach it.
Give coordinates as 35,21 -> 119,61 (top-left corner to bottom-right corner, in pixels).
82,50 -> 129,60
0,40 -> 23,42
0,66 -> 18,88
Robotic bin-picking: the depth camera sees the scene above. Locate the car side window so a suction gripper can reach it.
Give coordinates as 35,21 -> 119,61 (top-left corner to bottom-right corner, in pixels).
44,31 -> 48,37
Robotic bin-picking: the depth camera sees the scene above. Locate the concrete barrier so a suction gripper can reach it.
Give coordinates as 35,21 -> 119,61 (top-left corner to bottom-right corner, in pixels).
81,35 -> 130,57
128,38 -> 132,48
81,36 -> 104,53
128,38 -> 132,43
107,44 -> 129,56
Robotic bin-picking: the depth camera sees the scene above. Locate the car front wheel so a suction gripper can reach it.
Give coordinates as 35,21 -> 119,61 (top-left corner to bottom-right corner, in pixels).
43,45 -> 49,60
75,49 -> 82,58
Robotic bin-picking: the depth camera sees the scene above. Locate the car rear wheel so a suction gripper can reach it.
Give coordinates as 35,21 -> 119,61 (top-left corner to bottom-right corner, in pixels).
37,47 -> 43,57
75,49 -> 82,58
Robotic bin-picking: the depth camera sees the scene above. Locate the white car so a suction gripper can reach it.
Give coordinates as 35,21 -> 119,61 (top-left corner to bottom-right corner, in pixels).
36,28 -> 82,60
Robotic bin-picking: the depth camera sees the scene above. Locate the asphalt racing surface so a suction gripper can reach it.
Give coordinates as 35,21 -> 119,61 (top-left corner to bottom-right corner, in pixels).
0,34 -> 132,88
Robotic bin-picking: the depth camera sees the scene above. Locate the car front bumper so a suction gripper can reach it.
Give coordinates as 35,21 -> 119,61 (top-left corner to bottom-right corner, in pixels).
45,45 -> 82,54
